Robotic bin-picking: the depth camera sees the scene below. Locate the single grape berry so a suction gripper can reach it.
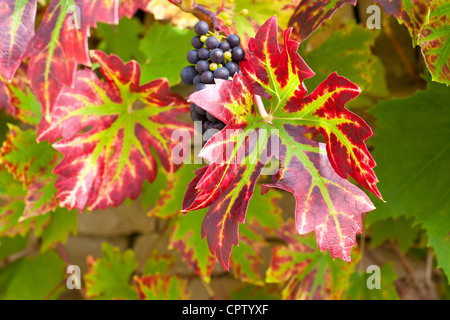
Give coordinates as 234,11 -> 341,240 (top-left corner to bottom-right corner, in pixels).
190,108 -> 206,122
209,121 -> 225,130
231,46 -> 245,62
206,111 -> 218,122
227,34 -> 240,48
201,71 -> 214,84
191,36 -> 203,49
225,61 -> 239,76
203,121 -> 211,131
209,63 -> 218,72
187,50 -> 199,64
213,67 -> 230,80
218,41 -> 231,52
224,51 -> 232,62
194,21 -> 209,36
198,48 -> 210,60
193,74 -> 201,86
195,60 -> 209,73
205,36 -> 219,49
195,104 -> 206,115
210,48 -> 224,64
195,83 -> 206,91
180,65 -> 197,85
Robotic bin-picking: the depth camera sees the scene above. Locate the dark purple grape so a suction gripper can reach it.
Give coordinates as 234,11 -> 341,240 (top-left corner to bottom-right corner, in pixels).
206,111 -> 217,122
190,108 -> 201,121
231,47 -> 245,62
227,34 -> 240,48
201,71 -> 214,84
203,121 -> 211,131
198,48 -> 210,60
180,66 -> 197,85
213,67 -> 229,80
210,48 -> 224,63
195,104 -> 206,115
195,83 -> 206,91
195,60 -> 209,73
225,62 -> 239,77
209,121 -> 225,130
218,41 -> 231,52
193,74 -> 201,86
191,36 -> 203,49
187,50 -> 199,64
205,36 -> 219,49
194,21 -> 209,36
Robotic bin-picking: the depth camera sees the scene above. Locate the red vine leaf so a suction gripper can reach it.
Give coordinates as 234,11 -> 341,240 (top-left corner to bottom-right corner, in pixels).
184,16 -> 378,270
374,0 -> 430,42
0,0 -> 37,81
242,16 -> 382,200
25,0 -> 119,122
37,50 -> 192,211
135,274 -> 190,300
288,0 -> 357,42
118,0 -> 151,19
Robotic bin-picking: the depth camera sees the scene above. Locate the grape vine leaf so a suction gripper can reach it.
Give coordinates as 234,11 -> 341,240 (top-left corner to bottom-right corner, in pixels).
0,235 -> 29,261
346,263 -> 399,300
96,17 -> 146,63
134,274 -> 190,300
367,81 -> 450,280
139,22 -> 195,86
368,216 -> 421,253
266,221 -> 359,299
37,50 -> 192,211
302,21 -> 388,101
85,242 -> 138,300
141,250 -> 176,275
375,0 -> 449,85
0,125 -> 60,219
0,65 -> 41,125
25,0 -> 119,122
242,17 -> 382,200
374,0 -> 430,43
418,0 -> 450,85
38,207 -> 77,252
0,250 -> 66,300
288,0 -> 357,42
184,17 -> 377,270
0,124 -> 57,186
0,0 -> 37,81
134,251 -> 190,300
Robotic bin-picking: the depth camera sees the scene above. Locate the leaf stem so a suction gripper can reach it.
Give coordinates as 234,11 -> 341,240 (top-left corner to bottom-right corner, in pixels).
254,94 -> 269,119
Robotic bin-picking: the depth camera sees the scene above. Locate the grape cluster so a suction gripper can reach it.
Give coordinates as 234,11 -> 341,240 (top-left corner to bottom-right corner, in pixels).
180,21 -> 245,142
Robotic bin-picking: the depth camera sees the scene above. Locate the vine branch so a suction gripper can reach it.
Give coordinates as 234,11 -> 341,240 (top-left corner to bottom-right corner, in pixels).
170,0 -> 220,31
